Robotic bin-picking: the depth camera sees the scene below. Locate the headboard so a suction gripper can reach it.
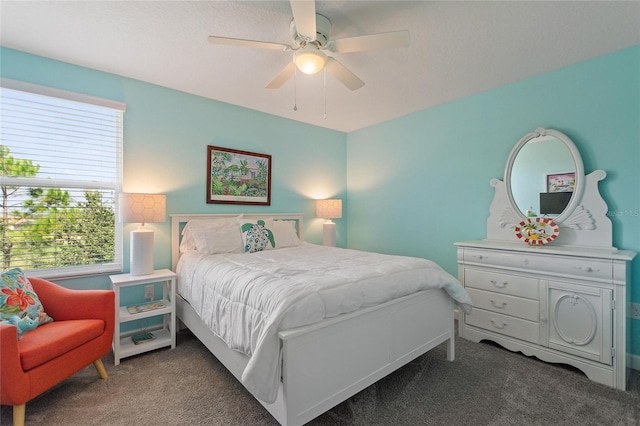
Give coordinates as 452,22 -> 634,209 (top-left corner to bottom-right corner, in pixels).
170,213 -> 304,271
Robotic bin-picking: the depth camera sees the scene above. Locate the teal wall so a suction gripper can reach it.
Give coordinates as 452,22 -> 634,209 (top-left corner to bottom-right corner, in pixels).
0,47 -> 348,297
346,45 -> 640,356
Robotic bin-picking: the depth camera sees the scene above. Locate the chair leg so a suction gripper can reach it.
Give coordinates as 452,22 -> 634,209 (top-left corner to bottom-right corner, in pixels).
13,403 -> 25,426
93,359 -> 108,379
10,363 -> 107,426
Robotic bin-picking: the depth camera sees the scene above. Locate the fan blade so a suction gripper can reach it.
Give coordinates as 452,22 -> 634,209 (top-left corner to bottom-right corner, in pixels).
325,57 -> 364,91
330,30 -> 410,53
290,0 -> 316,40
266,62 -> 296,89
208,36 -> 292,51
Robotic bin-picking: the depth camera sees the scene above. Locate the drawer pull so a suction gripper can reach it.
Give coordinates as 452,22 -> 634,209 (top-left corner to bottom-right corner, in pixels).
490,299 -> 507,309
575,266 -> 600,273
473,254 -> 487,260
490,279 -> 508,288
490,319 -> 507,330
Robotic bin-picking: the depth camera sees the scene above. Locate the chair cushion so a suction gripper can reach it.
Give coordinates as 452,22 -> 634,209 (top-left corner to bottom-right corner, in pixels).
18,319 -> 105,371
1,268 -> 54,339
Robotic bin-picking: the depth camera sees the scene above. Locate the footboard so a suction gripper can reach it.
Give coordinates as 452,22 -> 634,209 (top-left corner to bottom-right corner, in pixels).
267,288 -> 454,425
177,288 -> 454,426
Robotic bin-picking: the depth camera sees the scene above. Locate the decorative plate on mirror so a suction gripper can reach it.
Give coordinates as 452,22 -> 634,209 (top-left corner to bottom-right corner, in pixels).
514,217 -> 560,245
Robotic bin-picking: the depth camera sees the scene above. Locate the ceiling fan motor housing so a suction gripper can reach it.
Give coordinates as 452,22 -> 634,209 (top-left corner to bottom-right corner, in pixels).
290,13 -> 331,48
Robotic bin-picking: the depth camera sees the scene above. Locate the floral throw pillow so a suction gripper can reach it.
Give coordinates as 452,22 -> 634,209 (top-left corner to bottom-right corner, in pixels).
1,268 -> 53,338
240,220 -> 275,253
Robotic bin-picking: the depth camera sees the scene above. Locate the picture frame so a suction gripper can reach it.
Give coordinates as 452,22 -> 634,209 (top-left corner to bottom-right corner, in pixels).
546,172 -> 575,193
206,145 -> 271,205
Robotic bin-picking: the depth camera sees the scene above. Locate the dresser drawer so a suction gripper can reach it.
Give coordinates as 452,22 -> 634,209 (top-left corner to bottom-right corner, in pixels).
467,288 -> 539,322
535,257 -> 613,281
464,269 -> 539,300
465,308 -> 540,345
463,248 -> 520,268
462,248 -> 613,281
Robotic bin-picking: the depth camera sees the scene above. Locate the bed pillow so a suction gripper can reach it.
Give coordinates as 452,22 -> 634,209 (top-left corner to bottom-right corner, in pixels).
239,218 -> 276,253
183,217 -> 244,254
179,225 -> 197,252
179,217 -> 235,252
271,220 -> 301,248
1,268 -> 53,339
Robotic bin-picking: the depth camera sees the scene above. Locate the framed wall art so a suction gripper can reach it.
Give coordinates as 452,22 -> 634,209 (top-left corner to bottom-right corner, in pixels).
546,172 -> 575,193
206,145 -> 271,205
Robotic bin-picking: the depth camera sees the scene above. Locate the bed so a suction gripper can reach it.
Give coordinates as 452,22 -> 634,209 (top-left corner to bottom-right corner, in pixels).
171,213 -> 471,426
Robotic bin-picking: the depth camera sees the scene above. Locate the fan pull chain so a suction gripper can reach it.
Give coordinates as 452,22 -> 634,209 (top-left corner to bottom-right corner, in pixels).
323,67 -> 327,119
293,64 -> 298,112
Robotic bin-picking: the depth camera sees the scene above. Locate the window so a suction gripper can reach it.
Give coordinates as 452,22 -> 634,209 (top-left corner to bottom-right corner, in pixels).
1,79 -> 125,278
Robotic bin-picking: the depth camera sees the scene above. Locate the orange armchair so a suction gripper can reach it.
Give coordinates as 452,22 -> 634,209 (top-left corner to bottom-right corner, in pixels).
1,277 -> 114,426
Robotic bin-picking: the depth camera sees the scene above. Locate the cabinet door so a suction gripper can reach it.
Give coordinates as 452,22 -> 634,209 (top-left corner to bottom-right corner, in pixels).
547,281 -> 612,365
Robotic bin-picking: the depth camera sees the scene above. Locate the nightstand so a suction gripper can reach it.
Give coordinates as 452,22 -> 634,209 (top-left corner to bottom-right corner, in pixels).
110,269 -> 176,365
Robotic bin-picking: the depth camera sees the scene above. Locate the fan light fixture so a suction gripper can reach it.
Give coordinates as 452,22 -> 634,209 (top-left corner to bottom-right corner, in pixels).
294,47 -> 327,74
208,2 -> 410,91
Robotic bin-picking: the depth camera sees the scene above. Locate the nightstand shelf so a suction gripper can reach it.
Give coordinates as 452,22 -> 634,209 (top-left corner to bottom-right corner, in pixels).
118,302 -> 171,322
117,328 -> 173,360
110,269 -> 177,365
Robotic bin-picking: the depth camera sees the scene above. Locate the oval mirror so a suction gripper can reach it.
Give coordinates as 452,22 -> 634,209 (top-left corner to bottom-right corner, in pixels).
505,128 -> 584,224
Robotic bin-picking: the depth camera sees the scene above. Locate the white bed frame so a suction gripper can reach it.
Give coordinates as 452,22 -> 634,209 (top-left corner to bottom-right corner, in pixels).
171,213 -> 456,426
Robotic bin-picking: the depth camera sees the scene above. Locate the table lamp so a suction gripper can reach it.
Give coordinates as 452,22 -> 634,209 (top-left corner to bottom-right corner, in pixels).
316,199 -> 342,247
119,193 -> 166,276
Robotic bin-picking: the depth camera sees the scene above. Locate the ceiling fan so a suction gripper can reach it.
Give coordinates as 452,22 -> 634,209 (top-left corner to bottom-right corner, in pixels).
207,0 -> 410,91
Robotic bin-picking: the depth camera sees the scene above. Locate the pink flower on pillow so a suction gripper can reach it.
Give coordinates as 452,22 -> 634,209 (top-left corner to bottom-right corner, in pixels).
1,287 -> 36,311
17,273 -> 34,289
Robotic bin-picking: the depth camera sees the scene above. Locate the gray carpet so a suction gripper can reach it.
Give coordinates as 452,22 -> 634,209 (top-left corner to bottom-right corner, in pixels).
2,329 -> 639,425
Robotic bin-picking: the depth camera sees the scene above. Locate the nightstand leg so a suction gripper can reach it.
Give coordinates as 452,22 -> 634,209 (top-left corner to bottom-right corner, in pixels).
112,281 -> 121,365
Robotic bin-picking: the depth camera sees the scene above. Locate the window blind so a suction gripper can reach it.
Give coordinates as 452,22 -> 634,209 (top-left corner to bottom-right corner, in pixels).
1,80 -> 125,278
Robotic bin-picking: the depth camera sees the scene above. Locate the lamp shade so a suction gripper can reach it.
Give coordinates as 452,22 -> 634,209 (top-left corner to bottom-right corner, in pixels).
119,193 -> 166,224
316,199 -> 342,219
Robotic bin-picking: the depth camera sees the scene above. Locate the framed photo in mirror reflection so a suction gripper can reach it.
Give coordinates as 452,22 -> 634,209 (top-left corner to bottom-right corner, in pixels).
547,172 -> 575,193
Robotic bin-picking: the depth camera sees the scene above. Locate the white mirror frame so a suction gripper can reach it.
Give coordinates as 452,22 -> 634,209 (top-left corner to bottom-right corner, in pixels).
504,127 -> 585,225
486,127 -> 613,248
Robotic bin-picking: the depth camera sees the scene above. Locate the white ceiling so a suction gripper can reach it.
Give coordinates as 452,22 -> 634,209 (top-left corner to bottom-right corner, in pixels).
1,1 -> 639,133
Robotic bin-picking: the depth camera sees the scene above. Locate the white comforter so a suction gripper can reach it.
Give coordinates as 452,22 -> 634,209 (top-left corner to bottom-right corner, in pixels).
176,243 -> 472,404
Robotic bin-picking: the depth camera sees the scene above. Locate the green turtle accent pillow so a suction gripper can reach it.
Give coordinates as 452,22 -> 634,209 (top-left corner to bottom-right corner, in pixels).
240,219 -> 275,253
1,268 -> 53,338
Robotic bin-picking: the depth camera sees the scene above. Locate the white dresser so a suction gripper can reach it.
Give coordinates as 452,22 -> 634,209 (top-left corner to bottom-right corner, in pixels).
461,128 -> 636,390
457,240 -> 634,389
